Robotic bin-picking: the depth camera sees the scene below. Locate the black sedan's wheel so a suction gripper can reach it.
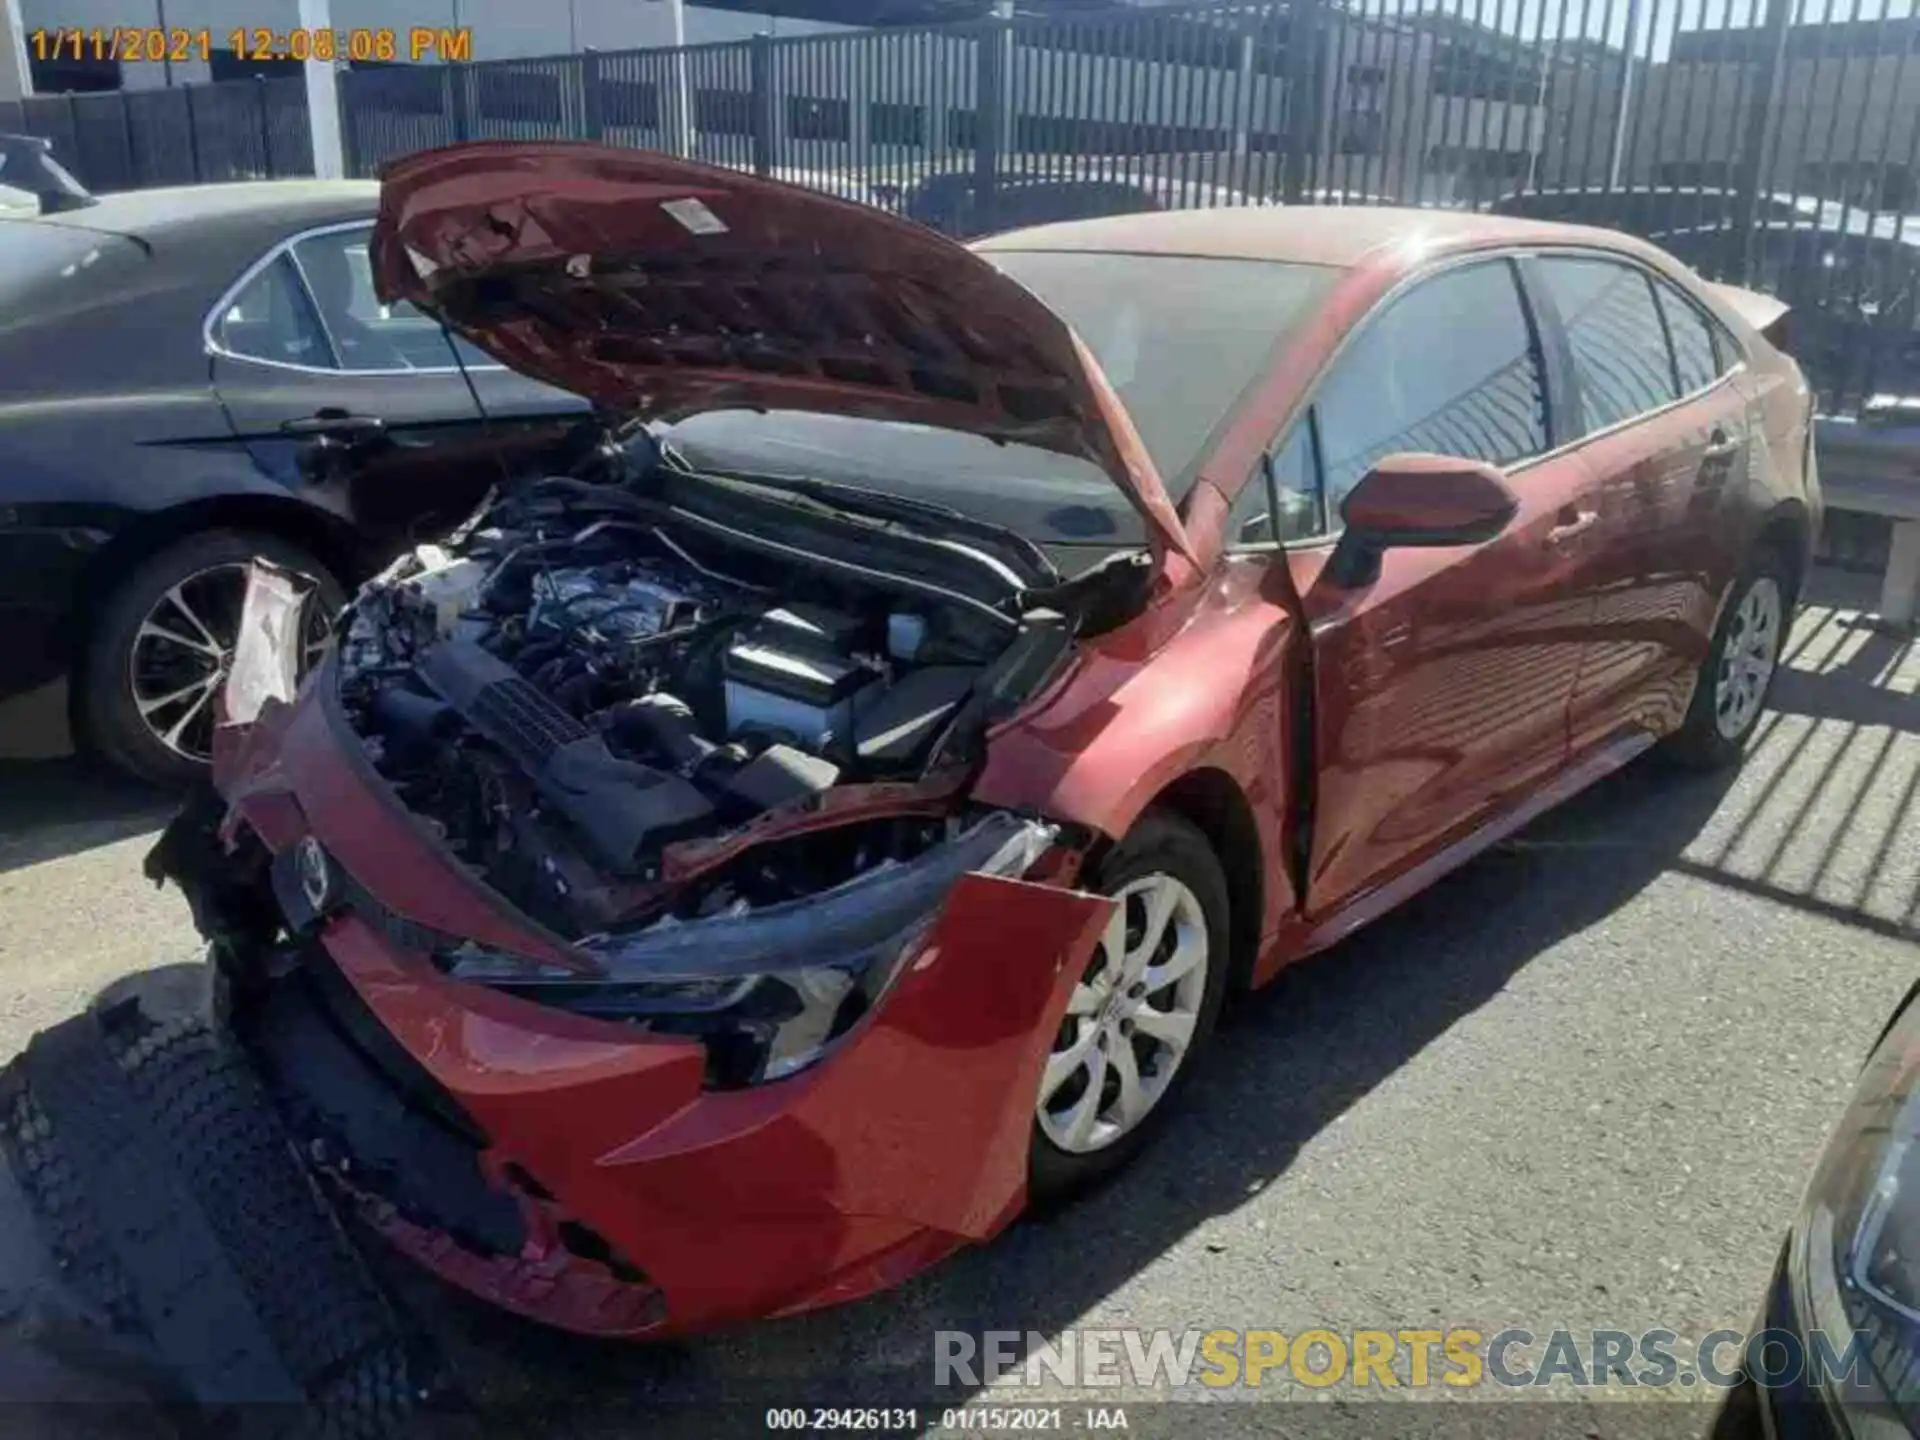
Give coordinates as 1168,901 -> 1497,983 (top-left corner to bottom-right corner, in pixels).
81,530 -> 343,788
1029,810 -> 1231,1206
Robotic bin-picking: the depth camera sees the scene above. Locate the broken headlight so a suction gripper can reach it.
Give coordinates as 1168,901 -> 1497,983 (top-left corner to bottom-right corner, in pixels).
446,813 -> 1054,1088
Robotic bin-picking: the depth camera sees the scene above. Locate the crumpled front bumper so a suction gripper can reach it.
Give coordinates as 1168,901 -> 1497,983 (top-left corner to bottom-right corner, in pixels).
168,687 -> 1115,1338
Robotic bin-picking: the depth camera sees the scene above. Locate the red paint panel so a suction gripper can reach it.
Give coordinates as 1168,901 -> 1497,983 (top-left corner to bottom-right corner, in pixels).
316,870 -> 1111,1332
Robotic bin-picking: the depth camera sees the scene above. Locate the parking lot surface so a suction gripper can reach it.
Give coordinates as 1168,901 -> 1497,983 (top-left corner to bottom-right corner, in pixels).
1,569 -> 1915,1435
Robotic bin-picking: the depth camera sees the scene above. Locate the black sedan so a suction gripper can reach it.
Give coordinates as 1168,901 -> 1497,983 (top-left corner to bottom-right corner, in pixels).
1717,975 -> 1920,1438
0,175 -> 586,785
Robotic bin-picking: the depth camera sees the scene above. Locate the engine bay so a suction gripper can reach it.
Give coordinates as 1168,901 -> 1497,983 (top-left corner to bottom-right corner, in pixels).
332,447 -> 1101,940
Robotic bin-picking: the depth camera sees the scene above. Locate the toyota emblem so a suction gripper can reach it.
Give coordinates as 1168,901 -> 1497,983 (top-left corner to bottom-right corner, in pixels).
296,837 -> 332,912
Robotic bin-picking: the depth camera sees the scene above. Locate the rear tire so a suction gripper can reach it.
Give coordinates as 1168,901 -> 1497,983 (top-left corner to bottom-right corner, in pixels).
1664,547 -> 1793,770
1028,810 -> 1231,1207
80,530 -> 345,789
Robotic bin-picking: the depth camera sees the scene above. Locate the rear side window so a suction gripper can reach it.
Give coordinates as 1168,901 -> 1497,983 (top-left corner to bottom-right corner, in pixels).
290,228 -> 473,372
212,253 -> 331,369
1535,256 -> 1678,435
1655,280 -> 1726,393
1315,259 -> 1547,506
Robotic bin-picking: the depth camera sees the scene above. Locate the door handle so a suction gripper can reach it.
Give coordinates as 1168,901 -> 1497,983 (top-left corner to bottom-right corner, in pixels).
1546,509 -> 1599,545
280,409 -> 386,438
1702,427 -> 1742,459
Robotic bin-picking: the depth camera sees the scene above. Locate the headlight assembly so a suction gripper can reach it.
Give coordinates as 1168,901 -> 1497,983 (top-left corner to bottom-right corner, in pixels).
1789,983 -> 1920,1434
445,812 -> 1056,1088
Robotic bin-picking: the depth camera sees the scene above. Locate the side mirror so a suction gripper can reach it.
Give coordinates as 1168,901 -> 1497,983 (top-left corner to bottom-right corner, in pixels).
1326,452 -> 1519,588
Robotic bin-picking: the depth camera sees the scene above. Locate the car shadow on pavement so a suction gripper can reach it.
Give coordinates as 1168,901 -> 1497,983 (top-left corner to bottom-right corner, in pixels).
399,757 -> 1744,1434
0,760 -> 175,878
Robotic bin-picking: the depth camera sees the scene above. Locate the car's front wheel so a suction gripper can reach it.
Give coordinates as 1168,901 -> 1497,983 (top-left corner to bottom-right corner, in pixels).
80,529 -> 344,788
1029,810 -> 1231,1205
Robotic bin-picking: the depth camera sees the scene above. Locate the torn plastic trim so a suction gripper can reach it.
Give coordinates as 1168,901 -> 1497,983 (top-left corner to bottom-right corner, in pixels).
447,810 -> 1056,984
223,561 -> 310,728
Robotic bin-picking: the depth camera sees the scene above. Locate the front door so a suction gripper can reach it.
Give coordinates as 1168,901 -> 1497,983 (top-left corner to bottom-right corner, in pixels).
1289,257 -> 1596,920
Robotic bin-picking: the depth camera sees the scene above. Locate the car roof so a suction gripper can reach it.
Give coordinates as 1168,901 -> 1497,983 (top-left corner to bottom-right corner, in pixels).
34,178 -> 378,240
971,203 -> 1625,270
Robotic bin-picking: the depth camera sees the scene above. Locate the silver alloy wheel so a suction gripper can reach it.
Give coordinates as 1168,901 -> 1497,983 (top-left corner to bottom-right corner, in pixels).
1036,872 -> 1210,1156
127,561 -> 332,764
1713,575 -> 1784,741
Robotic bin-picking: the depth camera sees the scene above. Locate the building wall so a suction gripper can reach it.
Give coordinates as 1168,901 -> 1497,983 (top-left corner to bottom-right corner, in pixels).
17,0 -> 854,89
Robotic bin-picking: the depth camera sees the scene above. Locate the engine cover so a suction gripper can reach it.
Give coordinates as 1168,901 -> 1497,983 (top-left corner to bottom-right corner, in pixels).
415,640 -> 713,873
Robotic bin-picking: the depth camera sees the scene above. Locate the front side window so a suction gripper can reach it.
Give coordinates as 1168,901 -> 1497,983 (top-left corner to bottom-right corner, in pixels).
1535,256 -> 1679,435
1315,259 -> 1548,507
1233,419 -> 1322,545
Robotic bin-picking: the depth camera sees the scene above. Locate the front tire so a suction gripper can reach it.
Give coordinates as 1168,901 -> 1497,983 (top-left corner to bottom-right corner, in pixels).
1029,810 -> 1231,1206
1665,548 -> 1792,770
79,530 -> 345,788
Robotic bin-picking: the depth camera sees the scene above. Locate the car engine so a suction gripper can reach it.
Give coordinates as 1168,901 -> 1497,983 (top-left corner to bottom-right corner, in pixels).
335,471 -> 1026,938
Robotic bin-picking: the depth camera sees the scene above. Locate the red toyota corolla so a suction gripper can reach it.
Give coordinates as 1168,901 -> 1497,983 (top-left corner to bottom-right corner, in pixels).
151,142 -> 1820,1338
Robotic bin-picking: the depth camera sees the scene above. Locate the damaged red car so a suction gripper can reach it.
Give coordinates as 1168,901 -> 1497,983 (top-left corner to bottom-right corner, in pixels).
150,142 -> 1821,1339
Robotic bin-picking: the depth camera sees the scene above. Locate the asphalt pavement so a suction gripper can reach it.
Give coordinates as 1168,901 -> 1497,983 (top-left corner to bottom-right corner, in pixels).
1,568 -> 1915,1438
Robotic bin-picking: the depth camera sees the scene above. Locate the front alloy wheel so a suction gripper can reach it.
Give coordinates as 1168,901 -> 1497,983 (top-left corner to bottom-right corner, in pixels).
128,563 -> 333,766
83,530 -> 344,788
1029,809 -> 1231,1204
1037,873 -> 1210,1155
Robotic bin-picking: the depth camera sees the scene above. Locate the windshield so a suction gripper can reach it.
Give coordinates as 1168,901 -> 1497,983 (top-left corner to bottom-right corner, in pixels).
657,253 -> 1335,561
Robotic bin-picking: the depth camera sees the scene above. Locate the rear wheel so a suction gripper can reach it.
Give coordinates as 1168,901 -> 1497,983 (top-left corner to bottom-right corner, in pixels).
80,530 -> 343,788
1028,811 -> 1230,1205
1665,548 -> 1792,769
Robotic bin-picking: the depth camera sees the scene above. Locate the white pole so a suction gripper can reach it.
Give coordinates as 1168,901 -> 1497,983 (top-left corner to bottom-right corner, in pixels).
298,0 -> 345,177
666,0 -> 693,158
1527,33 -> 1555,191
1,0 -> 32,102
1606,0 -> 1643,190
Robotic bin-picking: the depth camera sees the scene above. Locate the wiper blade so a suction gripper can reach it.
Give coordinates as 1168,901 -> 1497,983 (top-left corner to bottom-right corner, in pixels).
759,473 -> 972,526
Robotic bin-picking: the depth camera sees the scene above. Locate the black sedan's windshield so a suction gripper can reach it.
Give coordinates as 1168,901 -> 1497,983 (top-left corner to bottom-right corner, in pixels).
657,252 -> 1336,563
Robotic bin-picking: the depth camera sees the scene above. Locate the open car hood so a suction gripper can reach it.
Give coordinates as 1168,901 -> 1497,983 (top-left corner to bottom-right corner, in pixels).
370,141 -> 1192,561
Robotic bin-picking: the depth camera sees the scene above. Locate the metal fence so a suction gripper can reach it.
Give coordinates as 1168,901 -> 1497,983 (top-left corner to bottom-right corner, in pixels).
0,78 -> 312,190
12,0 -> 1920,409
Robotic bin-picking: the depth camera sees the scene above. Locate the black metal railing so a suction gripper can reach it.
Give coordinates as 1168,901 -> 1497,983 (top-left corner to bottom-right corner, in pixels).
12,0 -> 1920,409
1,77 -> 312,190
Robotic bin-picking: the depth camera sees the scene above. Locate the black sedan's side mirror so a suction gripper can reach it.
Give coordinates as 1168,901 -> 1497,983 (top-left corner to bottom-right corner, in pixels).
1326,453 -> 1519,588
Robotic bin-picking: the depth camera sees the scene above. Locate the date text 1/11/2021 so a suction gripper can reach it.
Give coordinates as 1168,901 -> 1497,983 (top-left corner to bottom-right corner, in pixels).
28,27 -> 474,64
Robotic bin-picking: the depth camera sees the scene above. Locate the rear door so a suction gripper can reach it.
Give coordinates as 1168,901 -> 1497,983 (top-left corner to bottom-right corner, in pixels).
210,223 -> 585,540
1291,257 -> 1596,919
210,221 -> 490,508
1526,253 -> 1748,754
